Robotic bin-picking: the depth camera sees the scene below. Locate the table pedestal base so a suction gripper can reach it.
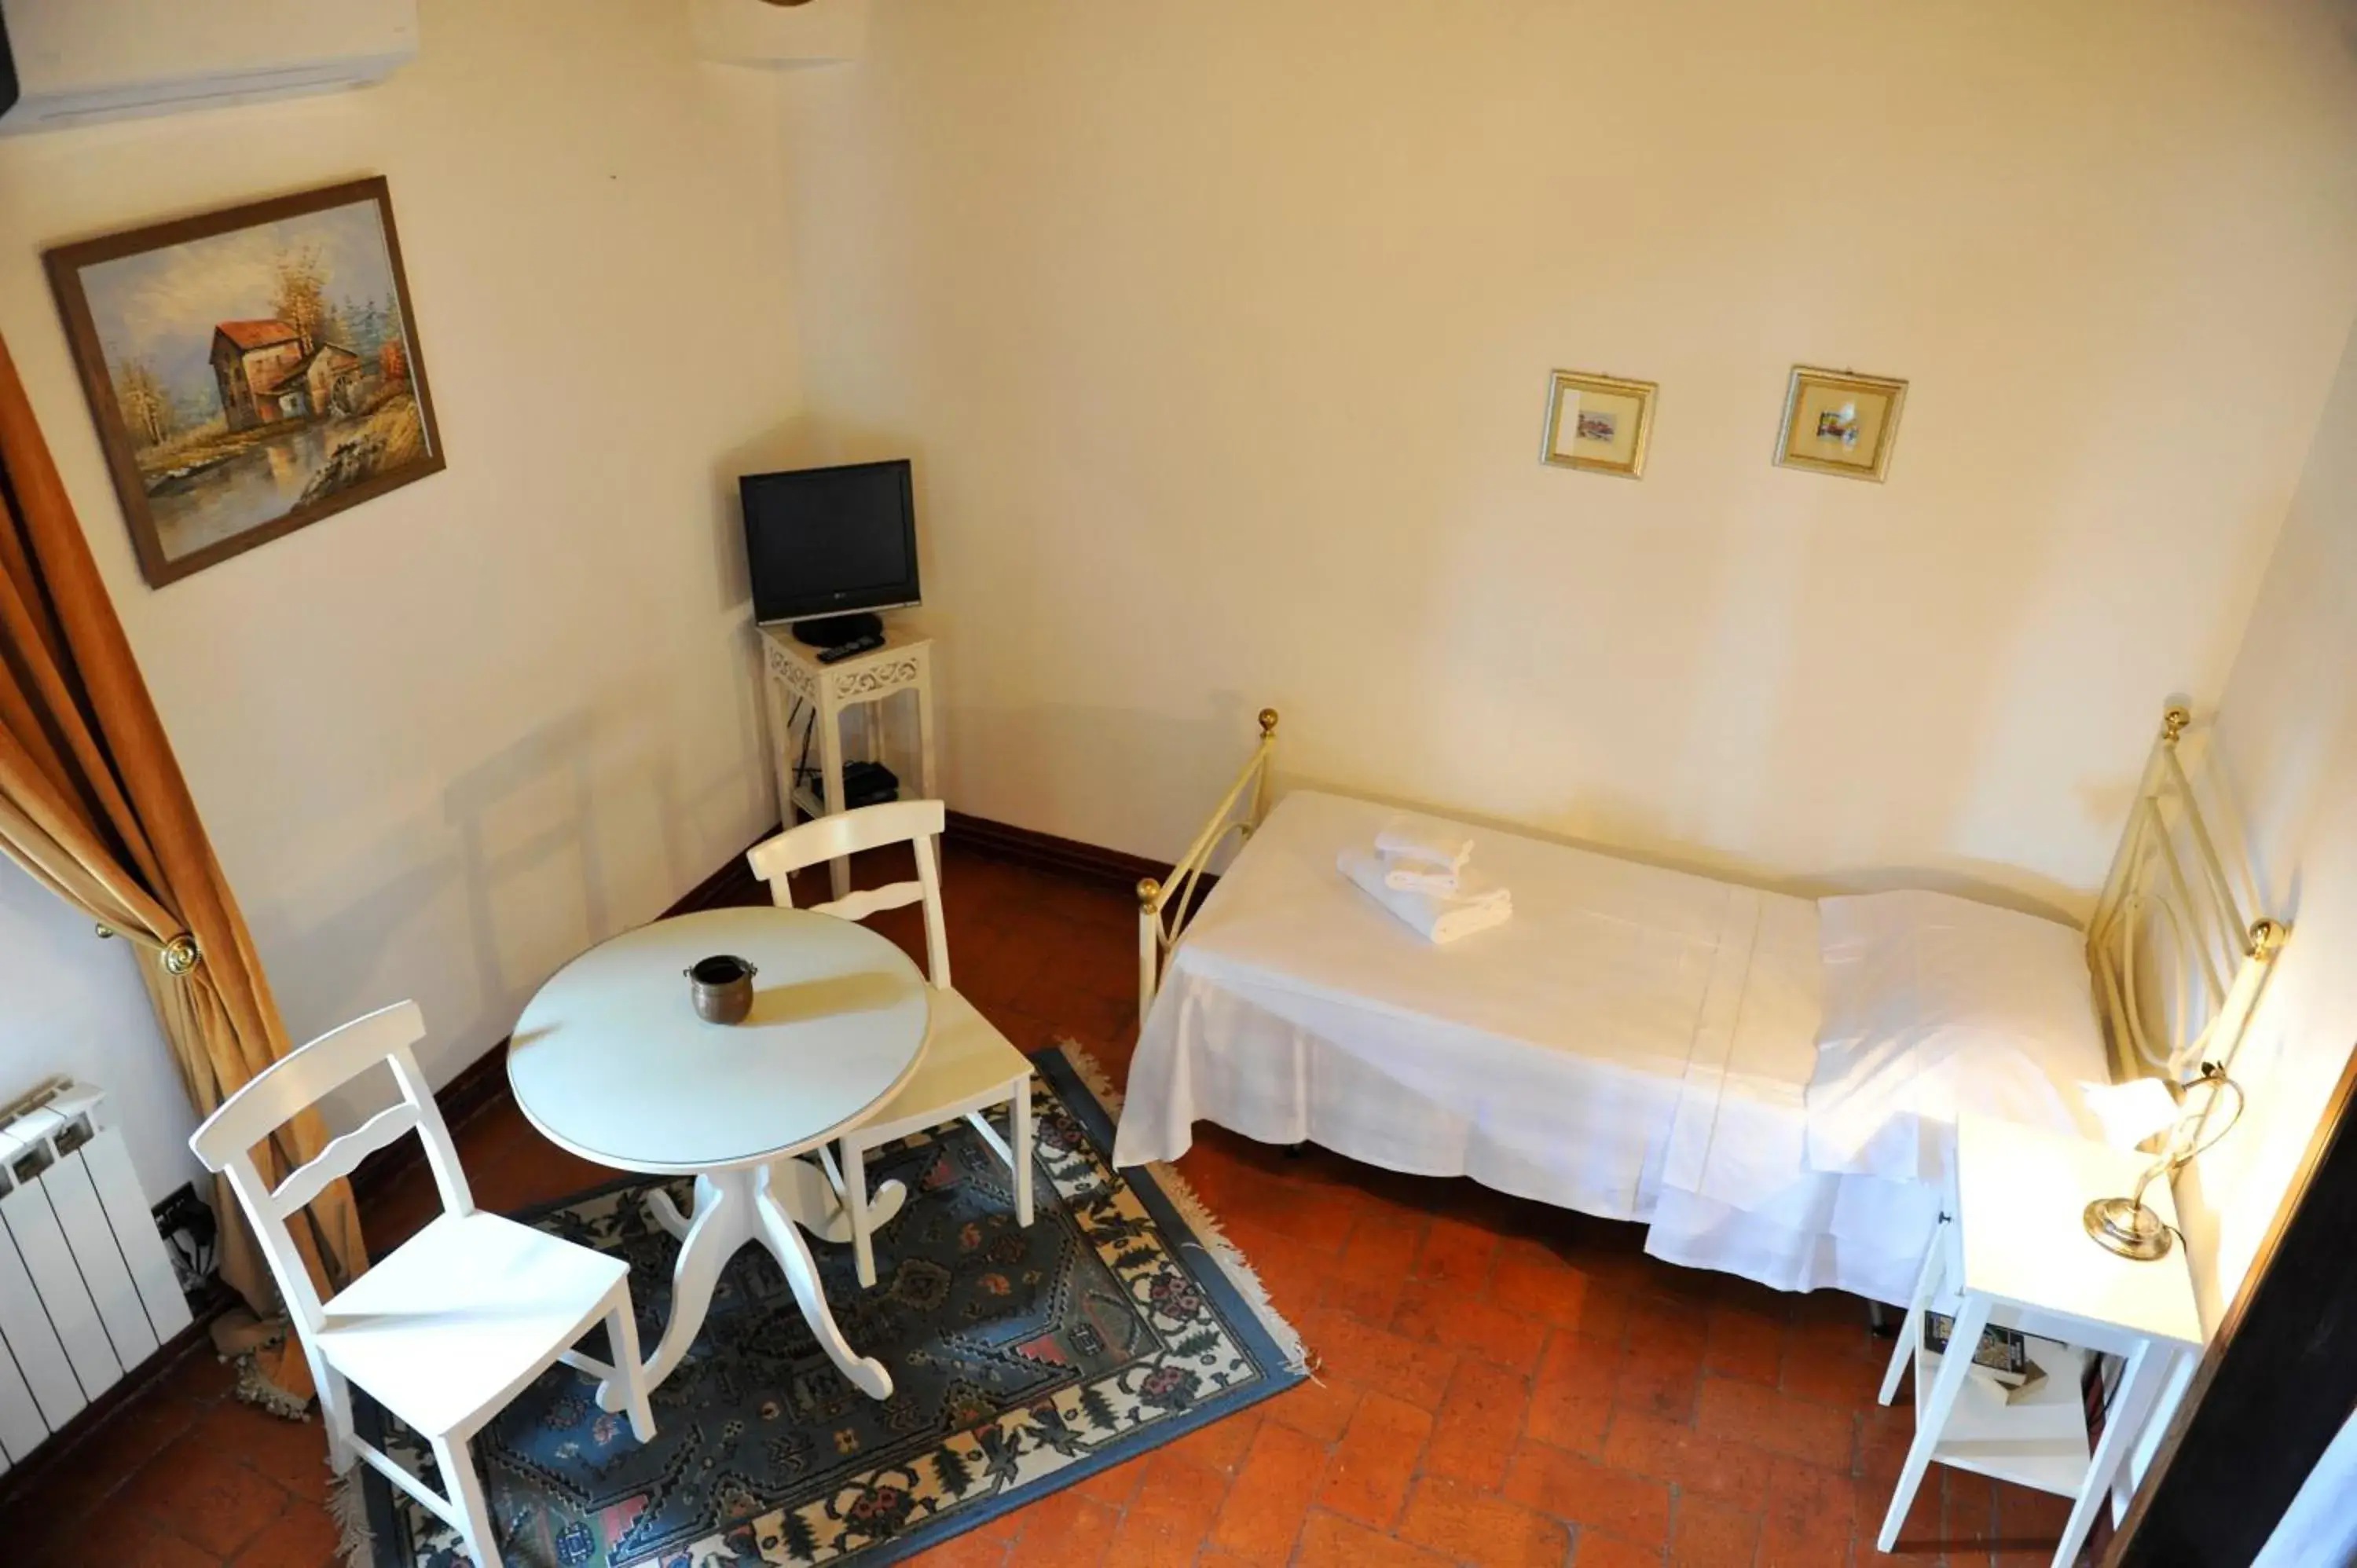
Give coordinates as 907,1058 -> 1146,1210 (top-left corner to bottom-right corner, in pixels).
599,1157 -> 908,1408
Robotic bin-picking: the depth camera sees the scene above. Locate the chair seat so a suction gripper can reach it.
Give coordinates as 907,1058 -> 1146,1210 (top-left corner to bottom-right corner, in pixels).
317,1211 -> 627,1438
849,986 -> 1032,1149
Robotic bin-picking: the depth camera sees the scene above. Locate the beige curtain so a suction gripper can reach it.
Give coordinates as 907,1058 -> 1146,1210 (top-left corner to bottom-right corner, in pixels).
0,333 -> 368,1370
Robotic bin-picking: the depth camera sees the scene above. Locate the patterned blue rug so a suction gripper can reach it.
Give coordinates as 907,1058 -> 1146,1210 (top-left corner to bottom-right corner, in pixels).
358,1046 -> 1305,1567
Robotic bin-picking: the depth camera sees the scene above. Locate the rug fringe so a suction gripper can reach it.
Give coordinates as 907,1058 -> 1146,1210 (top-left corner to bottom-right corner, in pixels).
1052,1040 -> 1310,1376
1056,1039 -> 1126,1115
233,1351 -> 315,1422
330,1467 -> 375,1567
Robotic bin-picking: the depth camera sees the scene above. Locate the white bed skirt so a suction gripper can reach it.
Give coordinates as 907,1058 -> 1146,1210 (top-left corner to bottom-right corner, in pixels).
1118,966 -> 1933,1304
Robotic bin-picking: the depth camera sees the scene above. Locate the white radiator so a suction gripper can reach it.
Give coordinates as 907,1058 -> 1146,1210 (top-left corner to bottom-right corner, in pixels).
0,1081 -> 193,1471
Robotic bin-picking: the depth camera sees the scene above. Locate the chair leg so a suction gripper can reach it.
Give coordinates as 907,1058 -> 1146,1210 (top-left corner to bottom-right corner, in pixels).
607,1289 -> 656,1445
431,1432 -> 502,1568
312,1351 -> 359,1476
1010,1079 -> 1035,1228
845,1138 -> 876,1289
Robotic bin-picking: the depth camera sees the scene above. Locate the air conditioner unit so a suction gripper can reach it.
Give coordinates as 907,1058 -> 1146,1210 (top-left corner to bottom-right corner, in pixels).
0,0 -> 419,137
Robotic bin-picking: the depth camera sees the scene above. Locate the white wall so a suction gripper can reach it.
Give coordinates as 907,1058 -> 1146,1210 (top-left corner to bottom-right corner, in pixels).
0,0 -> 805,1184
2176,315 -> 2357,1325
0,859 -> 200,1202
779,0 -> 2357,910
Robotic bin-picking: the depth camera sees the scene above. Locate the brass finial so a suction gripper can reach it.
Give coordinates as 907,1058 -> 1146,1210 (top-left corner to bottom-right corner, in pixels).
2161,705 -> 2191,744
1136,877 -> 1161,911
2249,918 -> 2286,956
94,922 -> 115,940
1258,708 -> 1279,737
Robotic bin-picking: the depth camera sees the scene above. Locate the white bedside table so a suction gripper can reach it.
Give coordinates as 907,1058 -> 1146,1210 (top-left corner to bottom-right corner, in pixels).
759,624 -> 938,899
1877,1115 -> 2204,1567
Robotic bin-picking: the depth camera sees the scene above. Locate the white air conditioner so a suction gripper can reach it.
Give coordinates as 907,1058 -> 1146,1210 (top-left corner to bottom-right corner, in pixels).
0,0 -> 419,136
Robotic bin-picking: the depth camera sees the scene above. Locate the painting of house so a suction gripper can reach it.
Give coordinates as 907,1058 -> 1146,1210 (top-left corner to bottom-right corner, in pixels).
44,178 -> 443,586
211,321 -> 365,429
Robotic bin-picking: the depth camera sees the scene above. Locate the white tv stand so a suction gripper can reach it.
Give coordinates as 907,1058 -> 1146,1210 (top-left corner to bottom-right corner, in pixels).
758,622 -> 938,899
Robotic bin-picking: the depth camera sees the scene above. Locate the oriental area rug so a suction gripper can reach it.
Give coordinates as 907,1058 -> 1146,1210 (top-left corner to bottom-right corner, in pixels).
357,1046 -> 1306,1568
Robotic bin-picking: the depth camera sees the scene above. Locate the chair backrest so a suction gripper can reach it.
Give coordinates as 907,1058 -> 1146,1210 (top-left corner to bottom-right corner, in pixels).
747,799 -> 952,987
189,1000 -> 467,1332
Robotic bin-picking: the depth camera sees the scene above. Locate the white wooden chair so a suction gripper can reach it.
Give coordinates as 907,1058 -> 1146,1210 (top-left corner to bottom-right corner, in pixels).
749,799 -> 1036,1288
189,1001 -> 654,1568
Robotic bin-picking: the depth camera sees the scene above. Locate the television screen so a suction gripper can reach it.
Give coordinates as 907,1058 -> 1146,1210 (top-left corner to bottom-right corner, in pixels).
739,460 -> 919,625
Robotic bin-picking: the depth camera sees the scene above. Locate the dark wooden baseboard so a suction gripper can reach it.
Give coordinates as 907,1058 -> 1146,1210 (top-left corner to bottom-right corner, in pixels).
944,810 -> 1171,892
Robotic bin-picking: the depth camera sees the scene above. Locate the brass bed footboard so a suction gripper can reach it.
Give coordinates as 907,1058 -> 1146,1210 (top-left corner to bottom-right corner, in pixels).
1137,708 -> 1279,1024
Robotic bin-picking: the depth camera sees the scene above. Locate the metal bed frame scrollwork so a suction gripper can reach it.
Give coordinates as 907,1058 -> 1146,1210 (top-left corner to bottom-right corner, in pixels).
2086,705 -> 2287,1104
1135,707 -> 1280,1020
1138,702 -> 2287,1110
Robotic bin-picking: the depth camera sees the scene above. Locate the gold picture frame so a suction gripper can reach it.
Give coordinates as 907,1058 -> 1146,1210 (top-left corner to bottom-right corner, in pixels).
1541,369 -> 1656,479
1775,365 -> 1906,482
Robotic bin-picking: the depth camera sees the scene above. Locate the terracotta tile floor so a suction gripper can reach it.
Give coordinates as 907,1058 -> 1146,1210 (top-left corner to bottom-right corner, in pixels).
2,844 -> 2084,1567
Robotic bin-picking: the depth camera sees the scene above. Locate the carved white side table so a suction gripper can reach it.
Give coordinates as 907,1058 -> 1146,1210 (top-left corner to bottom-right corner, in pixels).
759,625 -> 939,899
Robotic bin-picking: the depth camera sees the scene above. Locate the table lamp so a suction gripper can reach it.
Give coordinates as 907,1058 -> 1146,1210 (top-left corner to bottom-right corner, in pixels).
2084,1064 -> 2245,1261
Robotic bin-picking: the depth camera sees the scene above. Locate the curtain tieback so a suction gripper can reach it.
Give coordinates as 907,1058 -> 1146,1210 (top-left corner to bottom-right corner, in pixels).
94,922 -> 202,974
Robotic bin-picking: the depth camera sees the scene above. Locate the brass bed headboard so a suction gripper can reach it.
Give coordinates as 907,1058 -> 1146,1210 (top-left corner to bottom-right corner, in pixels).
2086,705 -> 2286,1088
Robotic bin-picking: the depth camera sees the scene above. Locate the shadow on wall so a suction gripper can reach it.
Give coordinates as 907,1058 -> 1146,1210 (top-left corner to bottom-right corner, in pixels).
442,707 -> 621,1018
266,685 -> 762,1119
954,694 -> 1269,865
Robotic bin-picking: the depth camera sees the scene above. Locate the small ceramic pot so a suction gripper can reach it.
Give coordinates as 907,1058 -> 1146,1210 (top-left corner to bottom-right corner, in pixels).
685,954 -> 757,1025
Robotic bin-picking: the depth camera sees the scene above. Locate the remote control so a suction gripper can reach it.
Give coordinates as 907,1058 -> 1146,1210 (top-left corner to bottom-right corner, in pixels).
817,632 -> 885,664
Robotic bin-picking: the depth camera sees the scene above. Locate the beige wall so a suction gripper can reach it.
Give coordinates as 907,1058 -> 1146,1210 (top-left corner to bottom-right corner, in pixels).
780,0 -> 2357,908
0,0 -> 802,1178
2176,314 -> 2357,1327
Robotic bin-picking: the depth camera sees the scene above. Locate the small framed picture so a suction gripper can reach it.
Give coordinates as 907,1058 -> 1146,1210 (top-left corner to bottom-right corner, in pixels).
1775,365 -> 1906,482
1541,370 -> 1656,479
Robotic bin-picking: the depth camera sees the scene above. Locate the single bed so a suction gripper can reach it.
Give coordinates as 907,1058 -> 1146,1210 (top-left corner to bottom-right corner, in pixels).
1113,708 -> 2283,1304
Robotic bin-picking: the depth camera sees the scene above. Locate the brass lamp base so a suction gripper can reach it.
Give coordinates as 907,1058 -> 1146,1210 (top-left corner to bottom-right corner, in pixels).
2084,1196 -> 2176,1261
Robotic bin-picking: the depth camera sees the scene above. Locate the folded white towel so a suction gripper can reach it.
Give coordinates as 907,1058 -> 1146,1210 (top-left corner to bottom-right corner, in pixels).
1384,863 -> 1463,896
1374,815 -> 1473,876
1339,848 -> 1512,945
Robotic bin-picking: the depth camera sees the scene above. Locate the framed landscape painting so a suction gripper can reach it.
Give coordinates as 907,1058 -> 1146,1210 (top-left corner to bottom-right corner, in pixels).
46,177 -> 443,587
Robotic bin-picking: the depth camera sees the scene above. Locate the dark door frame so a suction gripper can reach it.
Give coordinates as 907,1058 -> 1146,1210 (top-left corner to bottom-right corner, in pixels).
2107,1042 -> 2357,1566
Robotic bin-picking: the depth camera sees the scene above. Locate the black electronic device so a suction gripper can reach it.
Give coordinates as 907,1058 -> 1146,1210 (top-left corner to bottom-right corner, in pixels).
739,459 -> 919,645
841,760 -> 899,809
816,632 -> 885,665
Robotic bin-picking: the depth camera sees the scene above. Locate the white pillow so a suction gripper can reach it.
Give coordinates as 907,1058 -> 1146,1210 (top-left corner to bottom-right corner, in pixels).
1805,890 -> 2113,1181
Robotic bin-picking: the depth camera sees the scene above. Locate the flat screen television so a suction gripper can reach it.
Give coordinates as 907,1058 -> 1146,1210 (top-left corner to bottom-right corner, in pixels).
739,459 -> 919,643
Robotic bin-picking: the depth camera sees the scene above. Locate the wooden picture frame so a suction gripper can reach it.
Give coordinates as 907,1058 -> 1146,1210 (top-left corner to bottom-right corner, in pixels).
1775,365 -> 1906,482
1541,370 -> 1657,479
45,177 -> 445,588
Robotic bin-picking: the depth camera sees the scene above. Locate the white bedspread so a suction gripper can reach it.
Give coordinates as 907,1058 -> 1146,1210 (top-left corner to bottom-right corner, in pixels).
1115,790 -> 1937,1302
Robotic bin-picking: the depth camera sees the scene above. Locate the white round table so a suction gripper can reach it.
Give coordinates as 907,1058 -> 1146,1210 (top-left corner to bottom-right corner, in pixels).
508,906 -> 931,1403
